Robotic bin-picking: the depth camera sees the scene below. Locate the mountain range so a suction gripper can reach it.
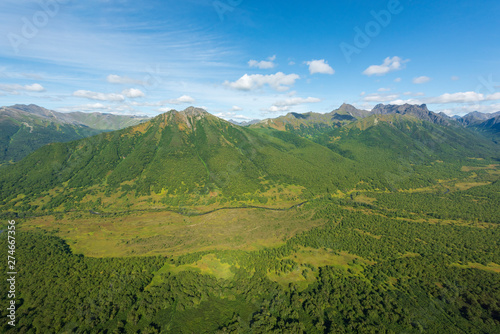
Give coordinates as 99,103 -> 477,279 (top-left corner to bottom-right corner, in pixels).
1,103 -> 499,334
0,104 -> 149,164
0,107 -> 357,213
1,104 -> 498,215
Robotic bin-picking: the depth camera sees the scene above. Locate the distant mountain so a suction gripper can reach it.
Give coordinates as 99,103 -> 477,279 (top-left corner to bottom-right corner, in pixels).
251,104 -> 368,132
471,115 -> 500,139
227,119 -> 260,126
335,103 -> 371,119
0,107 -> 355,212
8,104 -> 149,130
2,104 -> 498,215
0,104 -> 149,164
308,112 -> 499,189
456,111 -> 500,126
371,104 -> 454,126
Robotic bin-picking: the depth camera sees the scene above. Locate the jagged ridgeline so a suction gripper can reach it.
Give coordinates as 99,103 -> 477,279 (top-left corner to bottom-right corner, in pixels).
251,104 -> 499,190
0,107 -> 355,211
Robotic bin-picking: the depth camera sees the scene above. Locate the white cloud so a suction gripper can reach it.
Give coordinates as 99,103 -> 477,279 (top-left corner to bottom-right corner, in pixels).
265,105 -> 292,113
129,101 -> 162,107
363,90 -> 500,106
232,106 -> 243,111
403,92 -> 425,96
369,90 -> 500,107
273,97 -> 321,107
107,74 -> 145,85
363,57 -> 409,76
487,92 -> 500,101
413,76 -> 431,84
427,91 -> 484,104
248,55 -> 276,69
438,103 -> 500,115
56,103 -> 137,114
265,96 -> 321,113
225,72 -> 300,91
158,107 -> 174,112
57,103 -> 107,112
164,95 -> 195,104
288,61 -> 296,66
306,59 -> 335,75
394,77 -> 402,82
388,98 -> 424,105
378,87 -> 391,92
73,90 -> 125,101
214,111 -> 252,120
0,83 -> 45,93
363,93 -> 401,102
122,88 -> 145,98
25,83 -> 45,92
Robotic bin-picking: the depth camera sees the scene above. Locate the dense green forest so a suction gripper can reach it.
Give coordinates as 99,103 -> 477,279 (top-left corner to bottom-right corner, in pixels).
0,108 -> 499,333
1,192 -> 500,333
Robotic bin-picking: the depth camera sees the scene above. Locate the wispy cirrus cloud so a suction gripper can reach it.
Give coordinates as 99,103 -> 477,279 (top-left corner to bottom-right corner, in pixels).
0,83 -> 45,93
413,76 -> 431,84
273,96 -> 321,107
107,74 -> 145,85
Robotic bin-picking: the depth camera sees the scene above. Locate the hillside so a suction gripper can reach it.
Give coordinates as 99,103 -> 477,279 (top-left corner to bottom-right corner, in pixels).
0,106 -> 103,164
1,105 -> 499,334
0,107 -> 356,214
467,114 -> 500,141
7,104 -> 149,130
283,111 -> 499,190
457,110 -> 500,126
251,103 -> 368,136
0,104 -> 149,164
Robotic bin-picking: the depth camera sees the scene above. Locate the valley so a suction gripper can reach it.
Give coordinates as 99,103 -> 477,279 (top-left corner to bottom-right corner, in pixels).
0,104 -> 499,333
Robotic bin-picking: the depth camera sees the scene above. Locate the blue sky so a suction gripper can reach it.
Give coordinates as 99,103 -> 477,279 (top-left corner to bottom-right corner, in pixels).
1,0 -> 500,120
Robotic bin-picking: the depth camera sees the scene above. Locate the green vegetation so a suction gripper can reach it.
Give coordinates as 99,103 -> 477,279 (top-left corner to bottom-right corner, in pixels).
0,116 -> 104,164
0,108 -> 499,332
2,189 -> 500,333
0,109 -> 357,214
0,104 -> 148,164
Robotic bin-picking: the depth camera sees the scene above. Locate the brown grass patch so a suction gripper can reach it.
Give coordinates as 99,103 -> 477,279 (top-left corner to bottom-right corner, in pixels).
454,182 -> 491,191
21,207 -> 324,258
451,262 -> 500,274
461,164 -> 498,172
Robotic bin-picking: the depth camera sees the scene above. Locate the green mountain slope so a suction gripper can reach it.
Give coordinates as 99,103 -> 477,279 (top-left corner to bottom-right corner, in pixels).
0,108 -> 103,164
290,113 -> 499,190
250,103 -> 367,134
0,107 -> 356,213
0,104 -> 149,164
66,111 -> 149,130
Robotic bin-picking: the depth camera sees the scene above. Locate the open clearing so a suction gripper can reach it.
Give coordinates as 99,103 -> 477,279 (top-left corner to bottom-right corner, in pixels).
21,206 -> 324,257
